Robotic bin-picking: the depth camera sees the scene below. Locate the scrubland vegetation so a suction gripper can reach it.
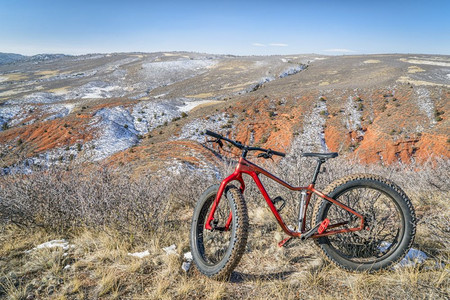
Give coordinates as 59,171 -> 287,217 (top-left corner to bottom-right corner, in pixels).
0,154 -> 449,299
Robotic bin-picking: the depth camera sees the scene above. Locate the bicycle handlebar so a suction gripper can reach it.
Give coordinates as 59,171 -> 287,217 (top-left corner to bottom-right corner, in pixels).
204,130 -> 222,140
205,130 -> 286,157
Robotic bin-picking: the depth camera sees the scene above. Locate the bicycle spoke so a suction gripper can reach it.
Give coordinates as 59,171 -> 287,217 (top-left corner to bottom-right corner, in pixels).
200,195 -> 233,265
325,186 -> 402,263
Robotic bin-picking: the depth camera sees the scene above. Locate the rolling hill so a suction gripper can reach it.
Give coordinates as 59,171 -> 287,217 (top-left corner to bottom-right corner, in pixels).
0,52 -> 448,175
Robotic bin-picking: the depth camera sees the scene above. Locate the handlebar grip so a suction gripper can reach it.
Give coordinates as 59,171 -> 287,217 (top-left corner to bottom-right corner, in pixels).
205,130 -> 222,139
271,150 -> 286,157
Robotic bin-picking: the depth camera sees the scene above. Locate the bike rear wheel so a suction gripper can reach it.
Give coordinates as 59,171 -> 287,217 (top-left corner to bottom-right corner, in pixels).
190,184 -> 248,280
313,174 -> 416,272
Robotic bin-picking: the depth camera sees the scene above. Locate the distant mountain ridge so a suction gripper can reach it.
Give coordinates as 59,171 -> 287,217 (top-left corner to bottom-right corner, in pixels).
0,53 -> 26,65
0,52 -> 69,65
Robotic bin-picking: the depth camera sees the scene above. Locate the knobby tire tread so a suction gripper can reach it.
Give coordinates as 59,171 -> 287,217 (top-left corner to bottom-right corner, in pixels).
191,185 -> 249,281
311,174 -> 416,272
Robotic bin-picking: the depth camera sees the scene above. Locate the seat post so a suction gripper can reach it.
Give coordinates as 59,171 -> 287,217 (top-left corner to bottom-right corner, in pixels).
311,159 -> 325,185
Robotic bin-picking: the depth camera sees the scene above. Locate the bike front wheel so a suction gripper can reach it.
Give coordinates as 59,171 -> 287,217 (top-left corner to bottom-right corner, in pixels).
190,184 -> 248,280
313,174 -> 416,272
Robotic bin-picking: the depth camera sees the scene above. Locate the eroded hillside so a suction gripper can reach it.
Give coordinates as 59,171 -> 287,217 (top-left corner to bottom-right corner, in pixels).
0,52 -> 448,174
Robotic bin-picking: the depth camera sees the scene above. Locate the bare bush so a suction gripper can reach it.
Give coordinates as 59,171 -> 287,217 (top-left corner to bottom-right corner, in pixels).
0,164 -> 215,234
0,150 -> 448,252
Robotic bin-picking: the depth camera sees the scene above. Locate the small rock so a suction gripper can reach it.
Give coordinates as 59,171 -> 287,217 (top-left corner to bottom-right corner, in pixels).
181,261 -> 191,272
398,247 -> 428,267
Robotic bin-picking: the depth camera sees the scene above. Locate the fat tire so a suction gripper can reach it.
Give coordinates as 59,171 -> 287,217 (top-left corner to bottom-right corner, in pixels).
190,184 -> 248,280
312,174 -> 416,272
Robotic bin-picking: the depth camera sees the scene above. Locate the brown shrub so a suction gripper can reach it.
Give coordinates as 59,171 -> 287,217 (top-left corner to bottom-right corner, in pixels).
0,151 -> 448,250
0,165 -> 214,234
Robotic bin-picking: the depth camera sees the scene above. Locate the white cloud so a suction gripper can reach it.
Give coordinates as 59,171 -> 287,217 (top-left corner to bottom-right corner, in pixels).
252,43 -> 289,47
323,48 -> 356,53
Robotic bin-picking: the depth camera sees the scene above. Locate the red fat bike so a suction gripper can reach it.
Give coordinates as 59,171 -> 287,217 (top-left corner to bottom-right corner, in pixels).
190,130 -> 416,280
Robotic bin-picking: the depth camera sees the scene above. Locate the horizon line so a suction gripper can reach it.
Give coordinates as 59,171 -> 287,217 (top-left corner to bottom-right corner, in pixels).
1,50 -> 450,58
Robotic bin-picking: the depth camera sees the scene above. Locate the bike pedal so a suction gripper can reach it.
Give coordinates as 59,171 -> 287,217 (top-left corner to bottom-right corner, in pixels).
300,218 -> 331,240
272,196 -> 286,212
318,218 -> 330,234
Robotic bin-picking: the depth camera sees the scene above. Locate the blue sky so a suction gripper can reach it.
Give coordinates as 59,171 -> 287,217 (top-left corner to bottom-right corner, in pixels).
0,0 -> 449,55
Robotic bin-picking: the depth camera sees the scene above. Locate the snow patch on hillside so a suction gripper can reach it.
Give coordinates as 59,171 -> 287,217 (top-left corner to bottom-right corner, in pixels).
81,86 -> 119,99
176,113 -> 229,142
43,103 -> 73,121
344,95 -> 363,131
0,104 -> 42,128
415,88 -> 435,124
35,145 -> 80,166
6,92 -> 64,105
74,54 -> 106,61
291,97 -> 329,153
0,102 -> 75,130
33,70 -> 98,84
0,105 -> 22,129
242,77 -> 275,94
402,59 -> 450,67
160,155 -> 222,181
87,106 -> 139,161
131,99 -> 218,135
141,59 -> 217,91
102,56 -> 140,72
179,99 -> 216,112
76,81 -> 123,99
7,80 -> 125,104
2,98 -> 223,165
279,65 -> 306,78
131,100 -> 182,135
1,143 -> 81,175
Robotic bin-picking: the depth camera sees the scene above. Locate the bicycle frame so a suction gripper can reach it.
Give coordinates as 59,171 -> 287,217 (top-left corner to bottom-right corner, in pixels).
205,157 -> 365,239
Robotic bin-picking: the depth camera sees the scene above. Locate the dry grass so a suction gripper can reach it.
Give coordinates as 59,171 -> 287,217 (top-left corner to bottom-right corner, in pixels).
0,156 -> 449,299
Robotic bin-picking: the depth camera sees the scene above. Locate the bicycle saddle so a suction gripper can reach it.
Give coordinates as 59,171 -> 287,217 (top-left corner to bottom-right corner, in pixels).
301,152 -> 338,159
